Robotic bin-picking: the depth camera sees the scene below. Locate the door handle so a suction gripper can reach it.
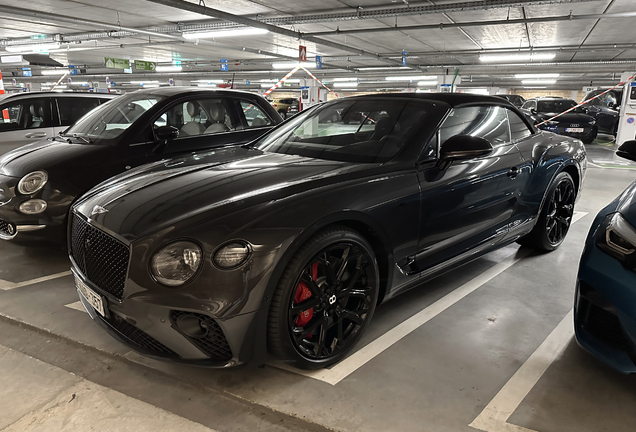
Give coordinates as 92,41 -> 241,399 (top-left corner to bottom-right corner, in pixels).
25,132 -> 47,139
507,167 -> 519,179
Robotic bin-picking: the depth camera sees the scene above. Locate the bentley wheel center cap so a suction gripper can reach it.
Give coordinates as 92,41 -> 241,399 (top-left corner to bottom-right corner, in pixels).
328,294 -> 337,305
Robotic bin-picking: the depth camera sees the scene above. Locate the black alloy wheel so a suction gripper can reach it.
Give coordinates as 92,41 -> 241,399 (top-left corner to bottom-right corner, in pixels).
545,176 -> 575,246
268,227 -> 379,369
518,171 -> 575,251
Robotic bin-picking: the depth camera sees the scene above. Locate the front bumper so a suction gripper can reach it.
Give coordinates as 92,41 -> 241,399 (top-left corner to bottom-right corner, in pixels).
540,124 -> 597,141
575,241 -> 636,374
72,264 -> 260,368
0,174 -> 66,240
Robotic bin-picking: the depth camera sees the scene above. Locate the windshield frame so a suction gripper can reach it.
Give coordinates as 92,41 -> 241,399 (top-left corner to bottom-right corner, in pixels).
251,97 -> 445,164
64,92 -> 165,145
537,99 -> 577,113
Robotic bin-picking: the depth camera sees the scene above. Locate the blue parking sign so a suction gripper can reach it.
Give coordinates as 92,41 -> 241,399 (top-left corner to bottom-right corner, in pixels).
316,55 -> 322,69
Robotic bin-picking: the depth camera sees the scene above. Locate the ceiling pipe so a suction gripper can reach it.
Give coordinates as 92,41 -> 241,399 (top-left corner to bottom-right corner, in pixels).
143,0 -> 412,69
303,11 -> 636,37
0,6 -> 296,60
167,0 -> 604,27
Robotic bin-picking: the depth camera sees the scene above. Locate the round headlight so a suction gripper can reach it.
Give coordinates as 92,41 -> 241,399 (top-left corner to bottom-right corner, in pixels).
213,242 -> 250,269
150,241 -> 202,287
19,199 -> 47,214
17,171 -> 48,194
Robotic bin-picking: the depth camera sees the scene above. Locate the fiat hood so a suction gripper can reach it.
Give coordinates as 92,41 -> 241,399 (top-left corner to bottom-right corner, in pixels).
75,147 -> 374,241
0,138 -> 111,177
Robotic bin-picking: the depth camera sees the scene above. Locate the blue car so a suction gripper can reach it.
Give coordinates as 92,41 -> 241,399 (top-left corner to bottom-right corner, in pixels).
575,140 -> 636,373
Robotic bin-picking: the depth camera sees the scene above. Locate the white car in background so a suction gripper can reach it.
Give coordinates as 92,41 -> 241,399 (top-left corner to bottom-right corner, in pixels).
0,92 -> 116,153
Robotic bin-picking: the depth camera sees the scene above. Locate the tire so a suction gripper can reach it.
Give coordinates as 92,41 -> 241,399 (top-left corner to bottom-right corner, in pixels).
518,172 -> 576,251
267,226 -> 380,369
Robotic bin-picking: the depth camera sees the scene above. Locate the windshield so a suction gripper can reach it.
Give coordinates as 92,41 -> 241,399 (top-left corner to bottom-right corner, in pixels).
254,99 -> 441,163
537,99 -> 577,113
65,92 -> 164,144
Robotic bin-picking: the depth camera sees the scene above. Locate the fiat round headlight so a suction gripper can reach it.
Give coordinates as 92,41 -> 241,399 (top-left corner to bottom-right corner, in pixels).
150,241 -> 202,286
213,241 -> 250,269
17,171 -> 48,194
19,199 -> 47,214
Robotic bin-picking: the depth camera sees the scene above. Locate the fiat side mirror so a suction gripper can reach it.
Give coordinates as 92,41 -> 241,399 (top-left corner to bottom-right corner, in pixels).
153,126 -> 179,153
617,140 -> 636,162
439,135 -> 493,167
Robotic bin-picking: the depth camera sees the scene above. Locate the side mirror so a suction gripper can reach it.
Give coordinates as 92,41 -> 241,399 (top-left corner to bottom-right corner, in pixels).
617,140 -> 636,162
530,108 -> 537,115
440,135 -> 493,164
153,126 -> 179,153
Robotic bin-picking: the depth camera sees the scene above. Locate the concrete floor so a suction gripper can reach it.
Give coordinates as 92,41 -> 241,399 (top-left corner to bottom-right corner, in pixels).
1,139 -> 635,432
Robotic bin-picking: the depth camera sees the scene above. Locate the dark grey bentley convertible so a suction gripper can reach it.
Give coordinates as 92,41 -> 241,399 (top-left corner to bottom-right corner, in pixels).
70,93 -> 587,369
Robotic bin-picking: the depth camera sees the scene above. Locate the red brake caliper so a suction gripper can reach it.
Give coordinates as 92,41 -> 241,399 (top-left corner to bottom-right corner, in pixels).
294,262 -> 318,327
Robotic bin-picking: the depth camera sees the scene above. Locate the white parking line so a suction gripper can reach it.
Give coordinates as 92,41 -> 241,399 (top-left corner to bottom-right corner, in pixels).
469,310 -> 574,432
273,212 -> 588,385
0,270 -> 71,291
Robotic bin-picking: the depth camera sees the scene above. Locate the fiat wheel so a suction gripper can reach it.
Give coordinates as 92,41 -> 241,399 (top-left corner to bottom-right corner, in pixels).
268,227 -> 379,369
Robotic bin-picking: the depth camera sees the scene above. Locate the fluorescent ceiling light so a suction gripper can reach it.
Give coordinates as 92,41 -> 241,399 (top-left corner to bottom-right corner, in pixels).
192,79 -> 224,84
1,55 -> 23,63
156,66 -> 182,72
333,77 -> 357,82
386,75 -> 437,81
5,43 -> 60,53
143,84 -> 160,88
69,81 -> 88,85
358,66 -> 410,71
260,83 -> 274,88
272,62 -> 315,69
41,69 -> 68,75
523,86 -> 547,89
515,73 -> 560,79
480,53 -> 556,62
131,80 -> 159,84
53,85 -> 67,89
182,28 -> 268,39
417,81 -> 438,86
197,83 -> 217,87
521,79 -> 557,85
339,89 -> 358,91
334,82 -> 357,87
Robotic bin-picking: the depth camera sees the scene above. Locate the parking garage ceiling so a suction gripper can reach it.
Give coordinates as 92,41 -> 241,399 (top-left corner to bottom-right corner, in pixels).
0,0 -> 634,91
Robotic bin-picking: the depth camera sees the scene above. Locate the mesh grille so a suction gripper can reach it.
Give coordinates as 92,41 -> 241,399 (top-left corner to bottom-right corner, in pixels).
170,311 -> 233,361
582,302 -> 632,352
99,313 -> 175,357
70,214 -> 129,300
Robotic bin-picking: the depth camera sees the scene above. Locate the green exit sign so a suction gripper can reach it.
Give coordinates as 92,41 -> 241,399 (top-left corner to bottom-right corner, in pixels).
104,57 -> 131,69
134,60 -> 157,71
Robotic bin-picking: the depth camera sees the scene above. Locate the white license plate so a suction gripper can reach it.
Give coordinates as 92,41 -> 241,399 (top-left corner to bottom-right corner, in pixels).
566,127 -> 584,133
74,274 -> 105,317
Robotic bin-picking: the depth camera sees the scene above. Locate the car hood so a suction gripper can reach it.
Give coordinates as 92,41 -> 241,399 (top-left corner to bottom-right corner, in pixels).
537,112 -> 594,123
75,147 -> 374,241
0,138 -> 111,177
615,179 -> 636,227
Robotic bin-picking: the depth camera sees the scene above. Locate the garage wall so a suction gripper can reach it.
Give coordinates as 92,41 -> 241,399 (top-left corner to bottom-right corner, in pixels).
512,90 -> 586,102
